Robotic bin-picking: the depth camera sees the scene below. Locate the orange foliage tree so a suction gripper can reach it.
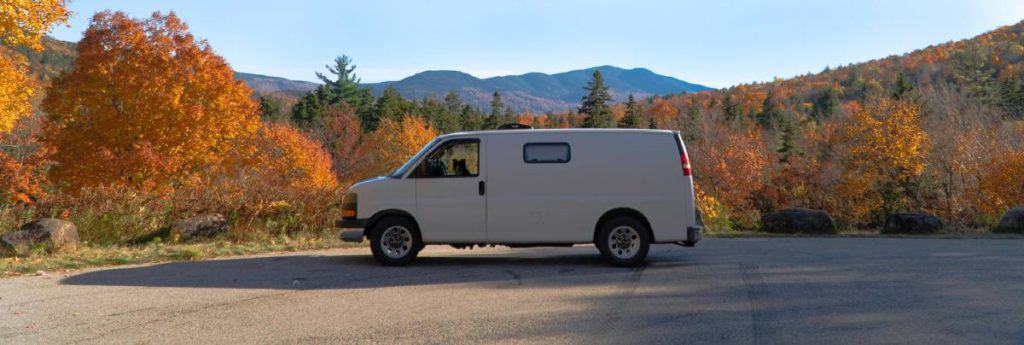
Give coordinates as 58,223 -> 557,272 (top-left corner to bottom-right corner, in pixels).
356,115 -> 438,179
41,11 -> 261,192
252,123 -> 338,191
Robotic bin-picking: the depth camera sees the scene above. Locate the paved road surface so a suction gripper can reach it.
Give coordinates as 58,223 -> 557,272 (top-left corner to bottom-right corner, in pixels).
1,238 -> 1023,344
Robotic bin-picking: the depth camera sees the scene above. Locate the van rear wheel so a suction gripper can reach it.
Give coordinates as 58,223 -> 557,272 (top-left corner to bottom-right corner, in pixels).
369,217 -> 423,266
596,217 -> 650,267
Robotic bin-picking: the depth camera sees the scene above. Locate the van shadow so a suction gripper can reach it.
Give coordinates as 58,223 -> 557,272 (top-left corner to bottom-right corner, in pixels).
60,250 -> 685,290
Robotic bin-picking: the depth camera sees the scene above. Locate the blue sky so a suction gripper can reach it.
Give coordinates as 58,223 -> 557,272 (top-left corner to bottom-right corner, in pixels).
51,1 -> 1024,88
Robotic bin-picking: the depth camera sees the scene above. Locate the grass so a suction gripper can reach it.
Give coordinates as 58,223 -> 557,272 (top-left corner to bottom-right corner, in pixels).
0,232 -> 363,277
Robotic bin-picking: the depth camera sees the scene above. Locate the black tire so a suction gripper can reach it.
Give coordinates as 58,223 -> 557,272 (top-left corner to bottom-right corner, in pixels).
369,217 -> 423,266
596,216 -> 650,267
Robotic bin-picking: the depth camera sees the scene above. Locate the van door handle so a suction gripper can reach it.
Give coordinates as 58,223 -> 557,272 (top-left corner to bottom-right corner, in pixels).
478,181 -> 485,196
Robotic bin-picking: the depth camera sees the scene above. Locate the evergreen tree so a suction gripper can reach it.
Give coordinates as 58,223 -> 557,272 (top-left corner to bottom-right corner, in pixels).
460,106 -> 483,130
502,105 -> 517,125
998,78 -> 1024,120
443,91 -> 464,114
580,70 -> 613,128
617,94 -> 642,128
422,96 -> 459,133
373,86 -> 408,126
811,86 -> 840,121
722,92 -> 741,122
757,88 -> 782,130
258,96 -> 286,123
648,116 -> 658,129
776,116 -> 796,163
892,72 -> 914,100
317,55 -> 362,105
483,91 -> 503,129
291,85 -> 332,128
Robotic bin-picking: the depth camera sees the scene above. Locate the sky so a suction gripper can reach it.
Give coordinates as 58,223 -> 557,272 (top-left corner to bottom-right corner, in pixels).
51,1 -> 1024,88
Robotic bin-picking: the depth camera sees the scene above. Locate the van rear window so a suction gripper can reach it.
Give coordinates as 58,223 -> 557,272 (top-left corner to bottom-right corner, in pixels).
523,143 -> 570,163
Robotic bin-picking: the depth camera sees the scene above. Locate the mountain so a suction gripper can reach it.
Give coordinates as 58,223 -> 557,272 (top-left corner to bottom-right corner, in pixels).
363,66 -> 714,113
234,72 -> 319,97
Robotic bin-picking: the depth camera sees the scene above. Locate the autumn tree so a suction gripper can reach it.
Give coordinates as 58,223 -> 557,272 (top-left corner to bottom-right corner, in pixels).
41,11 -> 261,192
0,0 -> 69,134
355,115 -> 438,179
580,70 -> 613,128
834,99 -> 928,223
617,95 -> 641,128
0,0 -> 70,50
252,123 -> 338,190
0,54 -> 32,134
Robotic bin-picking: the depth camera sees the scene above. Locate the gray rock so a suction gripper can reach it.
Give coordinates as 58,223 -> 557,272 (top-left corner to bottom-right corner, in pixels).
994,207 -> 1024,234
1,218 -> 80,254
762,208 -> 836,234
173,213 -> 228,240
882,213 -> 943,234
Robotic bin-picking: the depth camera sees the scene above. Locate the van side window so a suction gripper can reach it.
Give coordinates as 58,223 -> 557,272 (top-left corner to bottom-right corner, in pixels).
410,139 -> 479,178
523,143 -> 570,163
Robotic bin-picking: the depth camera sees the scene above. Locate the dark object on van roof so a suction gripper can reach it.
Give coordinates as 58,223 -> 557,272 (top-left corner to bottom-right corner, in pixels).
761,208 -> 836,234
498,123 -> 532,130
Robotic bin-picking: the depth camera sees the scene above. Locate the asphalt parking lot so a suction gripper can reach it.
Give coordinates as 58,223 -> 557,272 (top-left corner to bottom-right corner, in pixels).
2,237 -> 1023,344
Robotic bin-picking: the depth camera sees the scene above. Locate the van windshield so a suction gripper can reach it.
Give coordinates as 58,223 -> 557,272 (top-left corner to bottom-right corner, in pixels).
389,138 -> 441,178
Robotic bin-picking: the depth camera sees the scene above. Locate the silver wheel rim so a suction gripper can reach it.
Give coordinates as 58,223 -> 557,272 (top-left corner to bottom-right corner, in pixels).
608,226 -> 640,259
380,226 -> 413,259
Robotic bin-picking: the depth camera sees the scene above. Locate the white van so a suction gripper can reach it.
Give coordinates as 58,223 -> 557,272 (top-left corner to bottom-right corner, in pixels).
337,128 -> 702,266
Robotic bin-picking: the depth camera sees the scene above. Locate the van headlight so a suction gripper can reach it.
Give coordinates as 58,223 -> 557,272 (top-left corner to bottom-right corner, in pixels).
341,193 -> 358,219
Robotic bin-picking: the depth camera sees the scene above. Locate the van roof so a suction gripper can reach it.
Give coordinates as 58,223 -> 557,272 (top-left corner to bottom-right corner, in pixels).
438,128 -> 678,139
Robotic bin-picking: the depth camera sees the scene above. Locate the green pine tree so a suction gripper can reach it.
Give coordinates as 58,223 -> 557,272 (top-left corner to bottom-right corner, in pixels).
722,92 -> 740,122
460,106 -> 483,130
503,106 -> 517,125
617,94 -> 642,128
757,88 -> 782,130
258,96 -> 286,123
579,70 -> 613,128
483,91 -> 503,129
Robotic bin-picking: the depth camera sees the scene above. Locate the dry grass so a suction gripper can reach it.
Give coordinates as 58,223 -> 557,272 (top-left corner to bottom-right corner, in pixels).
0,230 -> 361,276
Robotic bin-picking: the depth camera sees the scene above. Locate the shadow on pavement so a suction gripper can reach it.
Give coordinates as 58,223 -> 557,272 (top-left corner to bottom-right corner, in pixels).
60,249 -> 688,290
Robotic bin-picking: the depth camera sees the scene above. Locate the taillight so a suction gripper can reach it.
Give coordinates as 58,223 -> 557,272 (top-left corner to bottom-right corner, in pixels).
680,152 -> 692,176
674,132 -> 692,176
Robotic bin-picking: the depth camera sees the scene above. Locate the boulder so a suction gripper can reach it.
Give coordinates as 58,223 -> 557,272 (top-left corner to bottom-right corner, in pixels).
173,213 -> 228,241
762,208 -> 836,234
882,213 -> 943,234
994,207 -> 1024,234
1,218 -> 80,254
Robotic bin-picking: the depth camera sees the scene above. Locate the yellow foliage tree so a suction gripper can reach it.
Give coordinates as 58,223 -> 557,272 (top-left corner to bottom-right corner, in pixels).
834,99 -> 928,223
253,123 -> 338,190
0,0 -> 70,50
356,115 -> 438,179
0,0 -> 68,134
41,11 -> 261,192
0,54 -> 32,134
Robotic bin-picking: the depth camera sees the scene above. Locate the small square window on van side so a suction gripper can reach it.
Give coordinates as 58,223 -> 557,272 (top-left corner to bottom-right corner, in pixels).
523,143 -> 571,163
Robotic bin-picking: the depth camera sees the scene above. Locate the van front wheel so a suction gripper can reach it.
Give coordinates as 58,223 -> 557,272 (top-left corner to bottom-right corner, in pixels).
596,217 -> 650,267
369,217 -> 423,266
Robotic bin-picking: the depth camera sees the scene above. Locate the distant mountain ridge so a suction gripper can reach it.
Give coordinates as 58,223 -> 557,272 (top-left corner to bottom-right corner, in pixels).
362,66 -> 714,113
9,37 -> 712,113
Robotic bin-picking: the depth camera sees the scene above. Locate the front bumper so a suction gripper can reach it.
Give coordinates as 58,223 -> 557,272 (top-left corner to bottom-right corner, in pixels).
335,218 -> 366,228
336,218 -> 368,243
